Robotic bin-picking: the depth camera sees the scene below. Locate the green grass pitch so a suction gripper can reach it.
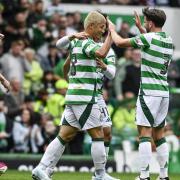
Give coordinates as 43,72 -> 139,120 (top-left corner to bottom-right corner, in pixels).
0,170 -> 180,180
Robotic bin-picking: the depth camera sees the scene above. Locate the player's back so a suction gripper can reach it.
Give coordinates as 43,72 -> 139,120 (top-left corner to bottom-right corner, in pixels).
139,32 -> 173,97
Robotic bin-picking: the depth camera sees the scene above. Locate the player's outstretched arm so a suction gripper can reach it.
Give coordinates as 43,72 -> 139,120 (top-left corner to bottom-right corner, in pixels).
134,11 -> 146,34
108,19 -> 132,48
0,74 -> 11,92
56,32 -> 88,49
63,55 -> 71,81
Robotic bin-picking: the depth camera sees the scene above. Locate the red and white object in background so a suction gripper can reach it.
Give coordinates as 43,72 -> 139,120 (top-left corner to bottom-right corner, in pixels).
0,162 -> 8,175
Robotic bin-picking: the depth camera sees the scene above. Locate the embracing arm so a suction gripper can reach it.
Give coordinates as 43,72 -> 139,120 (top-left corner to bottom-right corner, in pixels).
56,32 -> 88,49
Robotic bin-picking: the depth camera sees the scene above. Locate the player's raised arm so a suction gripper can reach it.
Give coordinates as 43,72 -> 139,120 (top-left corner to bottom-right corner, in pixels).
134,11 -> 146,34
108,19 -> 132,48
94,32 -> 112,59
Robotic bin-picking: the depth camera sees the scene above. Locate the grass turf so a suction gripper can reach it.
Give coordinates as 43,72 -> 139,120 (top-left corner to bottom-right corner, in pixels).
0,170 -> 180,180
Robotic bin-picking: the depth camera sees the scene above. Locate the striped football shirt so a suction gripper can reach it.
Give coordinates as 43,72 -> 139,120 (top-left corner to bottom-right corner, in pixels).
65,38 -> 100,105
130,32 -> 173,97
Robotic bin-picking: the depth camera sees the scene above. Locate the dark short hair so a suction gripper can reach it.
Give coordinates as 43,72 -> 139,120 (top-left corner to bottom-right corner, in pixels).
142,7 -> 166,28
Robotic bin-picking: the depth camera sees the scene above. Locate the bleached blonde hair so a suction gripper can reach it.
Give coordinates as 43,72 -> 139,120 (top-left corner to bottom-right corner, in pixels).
84,11 -> 106,30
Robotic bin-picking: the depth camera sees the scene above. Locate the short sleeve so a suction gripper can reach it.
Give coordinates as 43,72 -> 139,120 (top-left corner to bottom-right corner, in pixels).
130,33 -> 152,48
82,39 -> 100,58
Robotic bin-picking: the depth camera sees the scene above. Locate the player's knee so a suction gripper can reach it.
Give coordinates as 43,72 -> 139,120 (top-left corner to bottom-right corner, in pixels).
138,126 -> 152,137
59,133 -> 75,142
88,126 -> 104,139
59,131 -> 76,142
103,127 -> 112,141
104,131 -> 112,141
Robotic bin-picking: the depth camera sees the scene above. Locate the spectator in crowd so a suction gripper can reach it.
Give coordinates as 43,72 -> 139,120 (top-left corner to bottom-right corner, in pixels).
112,96 -> 136,132
122,48 -> 141,97
0,40 -> 31,85
73,11 -> 84,31
12,108 -> 44,153
23,48 -> 43,96
112,0 -> 131,5
45,0 -> 64,17
47,79 -> 68,125
29,18 -> 52,54
3,10 -> 30,51
46,43 -> 61,70
27,0 -> 45,27
114,47 -> 133,101
112,21 -> 134,58
12,108 -> 33,152
39,113 -> 58,152
42,70 -> 57,95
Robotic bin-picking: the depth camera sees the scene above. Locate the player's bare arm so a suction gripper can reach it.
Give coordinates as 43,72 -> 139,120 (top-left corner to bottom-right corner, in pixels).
95,31 -> 112,59
108,19 -> 132,48
134,11 -> 146,34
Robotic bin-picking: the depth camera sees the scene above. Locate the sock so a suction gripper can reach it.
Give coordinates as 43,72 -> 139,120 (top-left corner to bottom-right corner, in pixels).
104,141 -> 110,157
91,138 -> 106,178
39,136 -> 66,170
155,137 -> 169,178
139,137 -> 152,179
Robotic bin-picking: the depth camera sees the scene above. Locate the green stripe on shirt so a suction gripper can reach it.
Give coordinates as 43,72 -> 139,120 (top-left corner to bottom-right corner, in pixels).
142,58 -> 164,70
141,83 -> 169,91
141,71 -> 167,81
67,89 -> 94,95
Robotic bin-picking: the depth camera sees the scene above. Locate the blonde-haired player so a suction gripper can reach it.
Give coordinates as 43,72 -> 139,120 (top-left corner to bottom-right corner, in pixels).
32,11 -> 114,180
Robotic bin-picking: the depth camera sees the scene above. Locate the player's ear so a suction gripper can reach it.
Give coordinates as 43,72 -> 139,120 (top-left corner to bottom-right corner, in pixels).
149,21 -> 153,29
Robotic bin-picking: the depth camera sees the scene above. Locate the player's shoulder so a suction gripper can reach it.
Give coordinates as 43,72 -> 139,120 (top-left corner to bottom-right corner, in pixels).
82,38 -> 97,46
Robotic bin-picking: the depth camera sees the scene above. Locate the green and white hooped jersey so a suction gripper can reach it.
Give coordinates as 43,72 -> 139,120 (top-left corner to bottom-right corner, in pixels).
130,32 -> 173,97
96,48 -> 116,95
65,38 -> 100,105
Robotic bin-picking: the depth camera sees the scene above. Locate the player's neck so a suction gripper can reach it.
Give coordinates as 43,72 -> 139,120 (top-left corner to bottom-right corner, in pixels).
151,27 -> 163,33
85,29 -> 93,39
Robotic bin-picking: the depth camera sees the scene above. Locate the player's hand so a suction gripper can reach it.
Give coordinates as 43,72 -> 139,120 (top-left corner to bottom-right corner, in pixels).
134,11 -> 142,28
0,33 -> 4,40
134,11 -> 146,34
96,58 -> 107,71
107,18 -> 116,32
1,79 -> 11,92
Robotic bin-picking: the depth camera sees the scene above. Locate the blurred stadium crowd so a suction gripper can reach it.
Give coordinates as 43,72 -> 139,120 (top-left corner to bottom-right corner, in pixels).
0,0 -> 179,154
52,0 -> 180,7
